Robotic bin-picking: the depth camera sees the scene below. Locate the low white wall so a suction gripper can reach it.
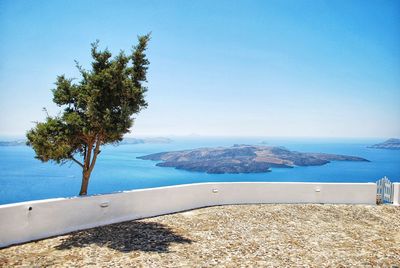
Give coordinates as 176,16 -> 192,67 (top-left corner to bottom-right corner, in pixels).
0,182 -> 376,248
393,183 -> 400,206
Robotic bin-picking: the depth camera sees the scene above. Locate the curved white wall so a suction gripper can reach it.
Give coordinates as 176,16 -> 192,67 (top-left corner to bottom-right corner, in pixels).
393,183 -> 400,206
0,182 -> 377,248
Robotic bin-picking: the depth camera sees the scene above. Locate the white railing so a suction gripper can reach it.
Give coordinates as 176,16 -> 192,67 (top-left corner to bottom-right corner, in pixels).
376,176 -> 394,203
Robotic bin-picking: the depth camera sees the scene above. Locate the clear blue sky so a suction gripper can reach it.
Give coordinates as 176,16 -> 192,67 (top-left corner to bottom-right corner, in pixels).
0,0 -> 399,138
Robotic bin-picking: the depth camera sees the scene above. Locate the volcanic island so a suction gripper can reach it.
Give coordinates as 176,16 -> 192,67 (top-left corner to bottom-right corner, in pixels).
138,145 -> 369,174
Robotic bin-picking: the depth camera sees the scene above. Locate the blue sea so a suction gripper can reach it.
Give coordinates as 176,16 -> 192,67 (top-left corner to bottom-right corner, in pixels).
0,137 -> 399,205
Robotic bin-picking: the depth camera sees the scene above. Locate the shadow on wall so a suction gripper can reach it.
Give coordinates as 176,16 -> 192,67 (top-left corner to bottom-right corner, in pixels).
55,220 -> 193,253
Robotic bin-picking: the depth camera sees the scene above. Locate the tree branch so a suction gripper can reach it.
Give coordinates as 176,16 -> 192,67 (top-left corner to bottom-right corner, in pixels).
89,137 -> 101,173
84,141 -> 94,171
70,156 -> 84,168
77,134 -> 89,144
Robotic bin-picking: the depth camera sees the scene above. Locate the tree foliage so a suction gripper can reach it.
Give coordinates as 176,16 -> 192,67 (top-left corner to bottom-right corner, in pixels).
27,34 -> 151,195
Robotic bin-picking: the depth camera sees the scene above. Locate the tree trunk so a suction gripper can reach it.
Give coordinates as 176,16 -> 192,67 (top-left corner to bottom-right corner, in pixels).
79,170 -> 91,196
78,138 -> 101,196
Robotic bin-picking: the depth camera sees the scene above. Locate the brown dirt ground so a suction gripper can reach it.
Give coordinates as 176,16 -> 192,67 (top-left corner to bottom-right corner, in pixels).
1,204 -> 399,267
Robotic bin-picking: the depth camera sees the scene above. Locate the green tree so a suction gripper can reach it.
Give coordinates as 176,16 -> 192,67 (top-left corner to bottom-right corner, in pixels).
26,34 -> 151,196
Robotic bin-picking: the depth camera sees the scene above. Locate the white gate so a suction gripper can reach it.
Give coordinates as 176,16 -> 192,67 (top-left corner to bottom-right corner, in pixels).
376,176 -> 394,204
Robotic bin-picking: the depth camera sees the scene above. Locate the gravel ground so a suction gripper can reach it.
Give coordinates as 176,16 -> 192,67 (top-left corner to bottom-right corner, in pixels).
1,204 -> 399,267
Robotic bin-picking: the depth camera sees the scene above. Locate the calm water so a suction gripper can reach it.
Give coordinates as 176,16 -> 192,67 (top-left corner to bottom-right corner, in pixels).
0,137 -> 399,205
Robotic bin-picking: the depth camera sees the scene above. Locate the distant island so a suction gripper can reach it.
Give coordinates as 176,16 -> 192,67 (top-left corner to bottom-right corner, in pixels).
368,138 -> 400,150
138,145 -> 369,174
120,137 -> 172,145
0,140 -> 26,146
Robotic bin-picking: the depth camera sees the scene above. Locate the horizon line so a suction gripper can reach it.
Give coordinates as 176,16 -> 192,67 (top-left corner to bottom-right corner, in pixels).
0,133 -> 396,140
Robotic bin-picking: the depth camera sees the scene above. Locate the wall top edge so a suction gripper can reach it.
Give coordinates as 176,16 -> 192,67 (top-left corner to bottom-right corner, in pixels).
0,181 -> 377,208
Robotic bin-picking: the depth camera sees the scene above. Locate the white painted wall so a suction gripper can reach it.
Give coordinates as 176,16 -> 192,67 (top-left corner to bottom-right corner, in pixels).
393,183 -> 400,206
0,182 -> 376,248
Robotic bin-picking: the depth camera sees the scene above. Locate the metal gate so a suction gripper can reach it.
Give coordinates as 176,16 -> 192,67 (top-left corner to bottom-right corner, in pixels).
376,176 -> 394,204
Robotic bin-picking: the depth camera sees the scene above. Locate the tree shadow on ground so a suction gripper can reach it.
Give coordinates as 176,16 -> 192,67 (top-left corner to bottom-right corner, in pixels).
55,220 -> 193,253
